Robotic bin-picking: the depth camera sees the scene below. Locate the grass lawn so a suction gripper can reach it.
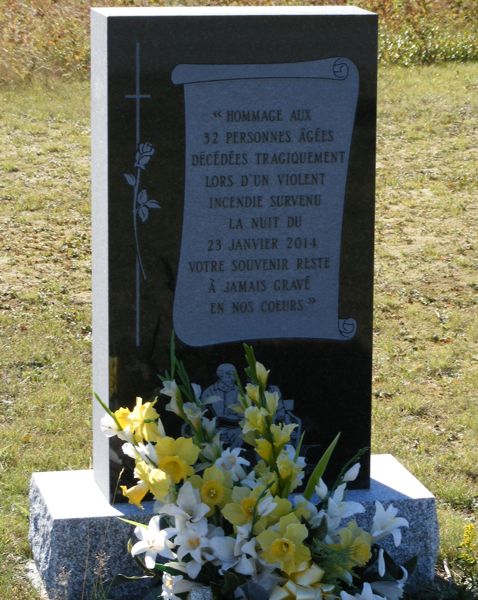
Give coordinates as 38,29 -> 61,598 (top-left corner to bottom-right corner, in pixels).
0,63 -> 477,598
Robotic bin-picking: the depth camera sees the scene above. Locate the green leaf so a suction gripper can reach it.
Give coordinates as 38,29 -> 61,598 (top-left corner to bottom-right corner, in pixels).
94,392 -> 123,431
176,359 -> 196,404
303,432 -> 341,500
117,516 -> 148,529
152,563 -> 190,578
243,343 -> 258,384
294,431 -> 306,461
110,573 -> 153,584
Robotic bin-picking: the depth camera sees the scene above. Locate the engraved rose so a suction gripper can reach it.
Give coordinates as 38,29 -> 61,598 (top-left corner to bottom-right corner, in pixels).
135,142 -> 155,170
123,142 -> 159,281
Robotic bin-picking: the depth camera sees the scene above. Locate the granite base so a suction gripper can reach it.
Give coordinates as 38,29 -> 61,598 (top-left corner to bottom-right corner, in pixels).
29,454 -> 438,599
348,454 -> 439,585
29,470 -> 155,600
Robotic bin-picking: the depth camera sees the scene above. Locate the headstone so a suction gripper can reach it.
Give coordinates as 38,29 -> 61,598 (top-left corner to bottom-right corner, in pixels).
91,6 -> 378,501
29,8 -> 440,600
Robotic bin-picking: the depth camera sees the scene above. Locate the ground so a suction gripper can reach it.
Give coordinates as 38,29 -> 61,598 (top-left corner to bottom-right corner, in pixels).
0,63 -> 477,597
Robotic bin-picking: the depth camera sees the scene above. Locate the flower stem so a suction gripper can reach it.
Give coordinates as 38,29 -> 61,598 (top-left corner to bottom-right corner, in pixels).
133,166 -> 147,280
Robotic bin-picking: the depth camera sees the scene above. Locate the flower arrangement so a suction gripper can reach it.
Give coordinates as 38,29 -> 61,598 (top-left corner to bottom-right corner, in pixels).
99,343 -> 412,600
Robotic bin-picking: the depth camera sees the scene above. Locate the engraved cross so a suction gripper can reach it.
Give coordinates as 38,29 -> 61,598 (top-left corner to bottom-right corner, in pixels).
125,42 -> 151,146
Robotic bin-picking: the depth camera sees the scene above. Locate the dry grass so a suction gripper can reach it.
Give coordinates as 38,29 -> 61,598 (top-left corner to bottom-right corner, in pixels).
0,79 -> 91,597
373,64 -> 478,577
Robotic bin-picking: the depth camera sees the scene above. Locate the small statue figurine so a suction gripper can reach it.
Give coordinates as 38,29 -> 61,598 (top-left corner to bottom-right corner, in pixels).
202,364 -> 302,449
201,364 -> 243,448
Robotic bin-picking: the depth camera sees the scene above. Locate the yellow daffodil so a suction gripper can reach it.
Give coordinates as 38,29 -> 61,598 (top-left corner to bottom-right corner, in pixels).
222,488 -> 258,526
120,460 -> 171,506
255,461 -> 279,495
254,496 -> 292,534
255,361 -> 270,387
257,513 -> 311,575
264,390 -> 279,416
155,436 -> 199,484
243,406 -> 269,436
276,447 -> 305,496
222,485 -> 273,528
148,467 -> 172,502
293,496 -> 317,522
128,397 -> 164,443
197,466 -> 232,511
245,383 -> 260,406
113,406 -> 132,430
255,438 -> 274,464
270,563 -> 335,600
331,521 -> 372,569
271,423 -> 297,450
120,481 -> 149,508
120,460 -> 152,508
277,452 -> 299,480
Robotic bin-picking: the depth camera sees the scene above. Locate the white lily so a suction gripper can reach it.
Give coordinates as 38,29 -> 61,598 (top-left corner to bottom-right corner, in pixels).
160,482 -> 210,530
257,492 -> 277,518
131,516 -> 176,569
161,573 -> 194,600
161,380 -> 183,416
240,469 -> 259,490
372,502 -> 409,546
371,566 -> 408,600
100,413 -> 134,443
121,441 -> 157,464
315,478 -> 329,501
182,402 -> 206,430
340,582 -> 386,600
175,519 -> 209,578
282,444 -> 306,490
234,536 -> 259,576
208,535 -> 237,572
100,413 -> 119,437
377,547 -> 386,577
191,382 -> 202,400
325,483 -> 365,532
343,462 -> 361,483
293,494 -> 319,523
215,447 -> 250,481
201,416 -> 218,437
201,433 -> 223,462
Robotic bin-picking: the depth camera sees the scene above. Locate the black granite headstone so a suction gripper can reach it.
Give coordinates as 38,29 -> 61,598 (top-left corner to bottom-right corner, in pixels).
91,6 -> 377,501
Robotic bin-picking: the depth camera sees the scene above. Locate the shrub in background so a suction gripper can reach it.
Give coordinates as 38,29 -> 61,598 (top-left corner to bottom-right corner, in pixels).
0,0 -> 477,84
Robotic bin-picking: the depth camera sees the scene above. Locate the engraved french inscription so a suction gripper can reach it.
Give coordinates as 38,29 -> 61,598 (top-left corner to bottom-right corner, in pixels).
172,59 -> 358,346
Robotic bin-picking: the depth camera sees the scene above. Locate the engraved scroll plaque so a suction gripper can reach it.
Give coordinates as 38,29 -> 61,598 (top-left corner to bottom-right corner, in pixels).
172,58 -> 359,347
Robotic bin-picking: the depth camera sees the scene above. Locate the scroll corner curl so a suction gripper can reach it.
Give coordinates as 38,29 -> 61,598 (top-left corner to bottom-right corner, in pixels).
333,58 -> 350,80
338,318 -> 357,339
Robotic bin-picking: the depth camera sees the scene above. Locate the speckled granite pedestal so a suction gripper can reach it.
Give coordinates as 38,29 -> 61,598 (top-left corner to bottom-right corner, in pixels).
29,454 -> 438,600
29,470 -> 155,600
349,454 -> 439,585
